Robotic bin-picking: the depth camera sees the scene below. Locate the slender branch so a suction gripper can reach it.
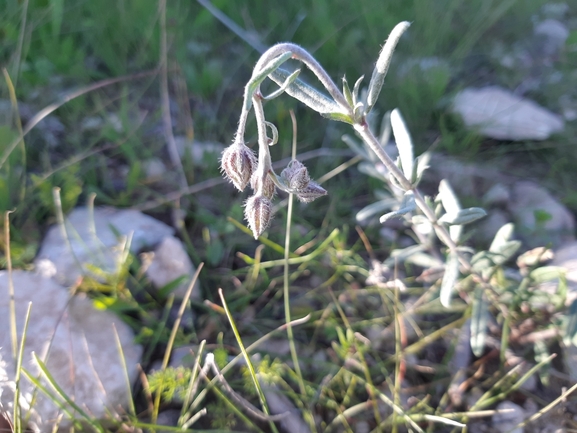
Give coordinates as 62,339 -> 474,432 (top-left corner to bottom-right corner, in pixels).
253,43 -> 351,111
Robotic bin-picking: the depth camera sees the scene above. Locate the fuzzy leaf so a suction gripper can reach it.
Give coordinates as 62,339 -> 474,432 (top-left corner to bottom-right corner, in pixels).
564,299 -> 577,347
390,109 -> 414,182
366,21 -> 411,113
321,111 -> 354,124
356,198 -> 398,223
470,287 -> 489,357
245,52 -> 293,110
342,76 -> 354,106
269,69 -> 344,115
380,191 -> 415,223
262,69 -> 301,100
440,251 -> 460,308
438,180 -> 462,242
438,207 -> 487,225
529,266 -> 566,283
489,223 -> 514,253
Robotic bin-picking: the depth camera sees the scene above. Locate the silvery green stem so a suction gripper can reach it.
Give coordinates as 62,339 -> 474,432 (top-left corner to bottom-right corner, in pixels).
354,121 -> 464,256
353,122 -> 412,191
253,43 -> 351,111
252,94 -> 273,190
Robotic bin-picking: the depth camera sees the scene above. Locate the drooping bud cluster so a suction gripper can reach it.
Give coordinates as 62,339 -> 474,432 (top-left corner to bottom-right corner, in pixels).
251,172 -> 276,199
280,160 -> 327,203
280,160 -> 310,190
221,141 -> 257,191
244,194 -> 273,239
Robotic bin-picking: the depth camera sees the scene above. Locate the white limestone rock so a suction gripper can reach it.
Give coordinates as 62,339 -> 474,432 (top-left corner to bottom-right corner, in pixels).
145,236 -> 200,299
0,270 -> 142,432
508,181 -> 575,248
552,241 -> 577,306
35,207 -> 174,286
534,19 -> 570,56
452,86 -> 564,140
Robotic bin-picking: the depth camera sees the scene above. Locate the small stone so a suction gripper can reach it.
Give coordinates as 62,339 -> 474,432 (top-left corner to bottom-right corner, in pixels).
261,384 -> 311,433
534,19 -> 570,56
492,401 -> 525,433
0,270 -> 142,432
483,183 -> 510,207
551,241 -> 577,306
452,86 -> 564,141
475,210 -> 510,247
35,207 -> 174,286
508,181 -> 575,248
145,236 -> 199,299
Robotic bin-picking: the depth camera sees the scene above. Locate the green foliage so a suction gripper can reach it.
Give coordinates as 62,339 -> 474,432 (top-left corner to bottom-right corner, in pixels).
148,366 -> 192,402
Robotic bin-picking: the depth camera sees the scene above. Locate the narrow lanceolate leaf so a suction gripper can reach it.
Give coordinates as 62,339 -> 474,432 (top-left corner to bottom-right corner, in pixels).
563,299 -> 577,347
352,75 -> 364,106
366,21 -> 411,113
415,152 -> 431,185
342,76 -> 354,106
262,69 -> 301,100
380,191 -> 415,223
321,111 -> 354,124
438,207 -> 487,225
470,287 -> 489,357
489,223 -> 514,253
356,198 -> 398,223
440,251 -> 460,308
244,52 -> 293,110
438,179 -> 462,243
390,109 -> 414,182
269,69 -> 344,116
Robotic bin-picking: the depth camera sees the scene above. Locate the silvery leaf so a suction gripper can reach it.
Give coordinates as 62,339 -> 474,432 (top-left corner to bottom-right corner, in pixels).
366,21 -> 411,113
438,207 -> 487,225
391,109 -> 414,182
380,191 -> 415,223
440,251 -> 460,308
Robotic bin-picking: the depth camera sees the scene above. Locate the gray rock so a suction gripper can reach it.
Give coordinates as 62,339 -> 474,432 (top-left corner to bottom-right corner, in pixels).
508,181 -> 575,248
475,210 -> 510,247
261,384 -> 311,433
534,19 -> 570,56
483,183 -> 511,207
0,270 -> 141,432
145,236 -> 199,299
452,86 -> 564,140
35,207 -> 174,286
492,401 -> 525,433
550,241 -> 577,306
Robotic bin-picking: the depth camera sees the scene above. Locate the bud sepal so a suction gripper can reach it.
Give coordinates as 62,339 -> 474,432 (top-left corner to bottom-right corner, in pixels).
221,141 -> 257,191
245,194 -> 273,239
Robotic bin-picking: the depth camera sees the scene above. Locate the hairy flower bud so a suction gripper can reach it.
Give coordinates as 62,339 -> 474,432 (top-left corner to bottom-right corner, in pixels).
245,194 -> 273,239
295,180 -> 327,203
250,172 -> 276,199
280,160 -> 310,191
221,141 -> 257,191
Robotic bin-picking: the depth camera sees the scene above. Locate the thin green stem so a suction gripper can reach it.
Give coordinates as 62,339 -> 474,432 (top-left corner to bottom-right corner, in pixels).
218,289 -> 280,433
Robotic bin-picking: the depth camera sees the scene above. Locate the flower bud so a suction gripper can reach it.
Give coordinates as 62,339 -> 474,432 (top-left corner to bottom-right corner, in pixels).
250,172 -> 276,199
245,194 -> 273,239
295,181 -> 327,203
221,141 -> 257,191
280,160 -> 310,191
